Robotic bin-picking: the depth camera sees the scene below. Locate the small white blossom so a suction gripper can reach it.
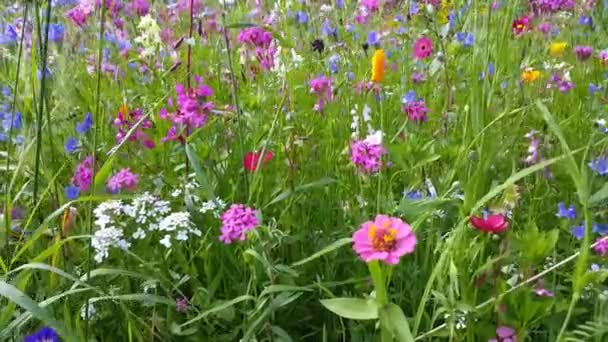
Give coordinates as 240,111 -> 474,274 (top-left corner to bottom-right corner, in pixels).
160,234 -> 172,248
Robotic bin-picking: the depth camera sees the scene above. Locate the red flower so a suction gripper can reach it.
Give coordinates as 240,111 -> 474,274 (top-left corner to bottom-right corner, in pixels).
243,150 -> 274,171
512,16 -> 530,36
469,214 -> 509,234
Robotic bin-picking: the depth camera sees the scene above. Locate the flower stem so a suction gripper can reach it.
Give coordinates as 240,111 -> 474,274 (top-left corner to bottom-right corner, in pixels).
369,261 -> 392,342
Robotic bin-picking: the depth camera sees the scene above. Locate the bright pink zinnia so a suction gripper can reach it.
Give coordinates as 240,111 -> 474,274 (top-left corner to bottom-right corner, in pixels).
106,168 -> 138,193
352,215 -> 417,265
219,204 -> 259,244
412,36 -> 433,60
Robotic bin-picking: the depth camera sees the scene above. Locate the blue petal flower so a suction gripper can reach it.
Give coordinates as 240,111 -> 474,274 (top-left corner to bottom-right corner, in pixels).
24,326 -> 59,342
65,185 -> 80,200
571,224 -> 585,240
589,157 -> 608,176
556,202 -> 576,220
76,112 -> 93,134
593,223 -> 608,236
64,137 -> 78,154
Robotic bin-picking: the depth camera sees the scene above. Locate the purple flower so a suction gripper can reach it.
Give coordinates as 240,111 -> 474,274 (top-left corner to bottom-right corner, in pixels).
294,11 -> 308,24
534,288 -> 554,297
25,326 -> 59,342
176,297 -> 189,312
106,168 -> 138,193
574,46 -> 593,61
64,137 -> 78,154
556,202 -> 576,220
219,204 -> 260,244
350,132 -> 386,174
455,32 -> 475,47
571,223 -> 585,240
47,23 -> 65,42
367,31 -> 380,46
71,156 -> 94,192
403,100 -> 429,123
76,112 -> 93,134
65,185 -> 80,200
593,223 -> 608,236
309,75 -> 333,112
589,83 -> 604,94
589,157 -> 608,176
328,54 -> 340,74
594,237 -> 608,256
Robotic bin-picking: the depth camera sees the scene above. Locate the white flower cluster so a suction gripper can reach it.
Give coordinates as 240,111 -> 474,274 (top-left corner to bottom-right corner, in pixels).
91,192 -> 209,262
350,104 -> 374,139
134,14 -> 162,58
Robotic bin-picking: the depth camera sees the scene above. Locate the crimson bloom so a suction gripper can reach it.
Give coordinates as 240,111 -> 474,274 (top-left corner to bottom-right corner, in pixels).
469,214 -> 509,234
243,150 -> 274,172
512,16 -> 530,36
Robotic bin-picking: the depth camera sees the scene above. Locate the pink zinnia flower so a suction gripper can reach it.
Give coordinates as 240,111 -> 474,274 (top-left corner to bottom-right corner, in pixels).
412,36 -> 433,60
71,156 -> 94,192
309,75 -> 334,112
469,214 -> 509,234
574,46 -> 593,61
352,215 -> 417,265
219,204 -> 260,244
106,168 -> 138,193
403,100 -> 429,122
594,237 -> 608,255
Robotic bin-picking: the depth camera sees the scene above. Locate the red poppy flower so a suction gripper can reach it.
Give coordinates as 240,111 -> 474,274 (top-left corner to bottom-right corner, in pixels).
243,150 -> 274,171
512,16 -> 530,36
469,214 -> 509,234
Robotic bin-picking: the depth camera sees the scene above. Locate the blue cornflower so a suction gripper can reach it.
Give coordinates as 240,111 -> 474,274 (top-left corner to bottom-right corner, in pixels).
397,26 -> 407,34
322,20 -> 337,37
2,86 -> 10,98
0,132 -> 6,142
367,31 -> 380,46
47,23 -> 64,42
0,25 -> 17,45
64,137 -> 78,154
294,11 -> 308,24
65,185 -> 80,200
336,0 -> 344,9
403,189 -> 424,200
448,11 -> 455,29
14,135 -> 24,145
593,223 -> 608,236
2,112 -> 21,130
76,112 -> 93,134
401,90 -> 417,104
347,72 -> 354,81
588,157 -> 608,176
591,263 -> 601,272
328,54 -> 340,74
456,32 -> 475,47
579,15 -> 593,26
589,83 -> 604,94
571,224 -> 585,240
487,63 -> 495,77
24,326 -> 59,342
395,15 -> 404,22
556,202 -> 576,220
409,2 -> 419,15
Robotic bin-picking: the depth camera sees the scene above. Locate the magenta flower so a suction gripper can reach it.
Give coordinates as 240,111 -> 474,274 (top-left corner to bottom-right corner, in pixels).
412,36 -> 433,60
574,46 -> 593,61
489,325 -> 517,342
219,204 -> 260,244
350,133 -> 386,173
360,0 -> 381,12
594,237 -> 608,256
176,297 -> 189,313
403,100 -> 429,122
237,27 -> 273,49
160,76 -> 213,142
352,215 -> 417,265
113,107 -> 155,149
106,168 -> 138,193
599,49 -> 608,65
71,156 -> 94,192
309,75 -> 334,112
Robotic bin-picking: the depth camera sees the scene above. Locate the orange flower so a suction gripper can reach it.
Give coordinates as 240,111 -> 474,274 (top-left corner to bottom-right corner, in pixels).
371,49 -> 386,83
521,68 -> 540,82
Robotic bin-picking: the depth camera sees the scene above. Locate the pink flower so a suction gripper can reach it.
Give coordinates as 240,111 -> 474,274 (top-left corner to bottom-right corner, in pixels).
237,27 -> 273,49
534,288 -> 554,297
309,75 -> 334,112
360,0 -> 381,12
403,100 -> 429,122
106,168 -> 138,193
176,297 -> 189,312
512,16 -> 530,36
219,204 -> 260,244
71,156 -> 94,192
352,215 -> 417,265
160,76 -> 213,142
599,49 -> 608,65
594,237 -> 608,255
489,326 -> 517,342
113,107 -> 155,149
469,214 -> 509,234
574,46 -> 593,61
243,150 -> 274,172
412,36 -> 433,60
350,135 -> 386,173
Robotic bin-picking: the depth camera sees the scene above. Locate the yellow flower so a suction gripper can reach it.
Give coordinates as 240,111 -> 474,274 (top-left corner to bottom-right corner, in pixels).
549,42 -> 567,57
521,68 -> 540,82
371,49 -> 386,83
437,0 -> 453,24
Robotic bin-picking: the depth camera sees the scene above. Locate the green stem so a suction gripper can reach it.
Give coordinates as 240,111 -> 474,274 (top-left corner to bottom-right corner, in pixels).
369,261 -> 391,342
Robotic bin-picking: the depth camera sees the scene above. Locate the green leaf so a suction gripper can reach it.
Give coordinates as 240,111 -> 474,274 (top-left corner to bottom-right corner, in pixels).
93,154 -> 115,192
180,295 -> 255,328
320,298 -> 379,320
291,237 -> 352,267
185,144 -> 216,201
0,281 -> 68,337
589,182 -> 608,207
379,303 -> 415,342
265,177 -> 337,208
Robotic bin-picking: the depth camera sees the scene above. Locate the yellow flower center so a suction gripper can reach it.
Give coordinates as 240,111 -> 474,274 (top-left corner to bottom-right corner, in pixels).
368,223 -> 397,252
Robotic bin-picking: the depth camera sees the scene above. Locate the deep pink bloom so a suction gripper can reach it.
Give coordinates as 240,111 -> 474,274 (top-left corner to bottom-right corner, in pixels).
309,75 -> 334,112
106,168 -> 138,193
113,107 -> 155,148
127,0 -> 149,16
219,204 -> 259,244
537,22 -> 552,35
243,150 -> 274,172
512,16 -> 530,36
352,215 -> 417,265
469,214 -> 509,234
360,0 -> 381,12
71,156 -> 94,192
350,138 -> 386,173
403,100 -> 429,122
489,325 -> 517,342
412,36 -> 433,60
160,76 -> 213,142
237,27 -> 273,49
530,0 -> 575,13
574,46 -> 593,61
594,237 -> 608,256
65,6 -> 93,27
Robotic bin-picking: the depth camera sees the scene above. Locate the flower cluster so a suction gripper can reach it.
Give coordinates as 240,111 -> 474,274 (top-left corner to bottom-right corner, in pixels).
350,131 -> 386,174
113,106 -> 155,148
309,75 -> 334,112
529,0 -> 575,14
219,204 -> 260,244
158,212 -> 201,248
107,168 -> 139,193
237,27 -> 277,71
402,90 -> 429,123
134,14 -> 161,58
159,76 -> 214,142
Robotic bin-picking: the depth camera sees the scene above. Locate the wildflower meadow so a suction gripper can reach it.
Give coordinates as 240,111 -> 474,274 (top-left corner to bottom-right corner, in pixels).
2,0 -> 608,341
